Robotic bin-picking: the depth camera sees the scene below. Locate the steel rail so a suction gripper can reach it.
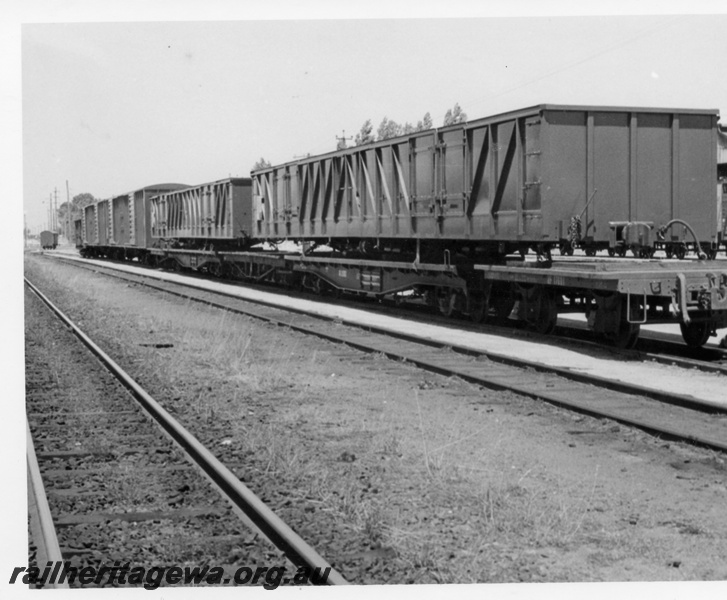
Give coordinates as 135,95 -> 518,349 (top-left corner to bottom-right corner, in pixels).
24,277 -> 348,586
27,419 -> 69,589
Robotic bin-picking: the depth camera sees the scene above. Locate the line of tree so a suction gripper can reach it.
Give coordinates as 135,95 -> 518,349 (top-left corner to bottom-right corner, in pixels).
352,103 -> 467,146
250,103 -> 469,167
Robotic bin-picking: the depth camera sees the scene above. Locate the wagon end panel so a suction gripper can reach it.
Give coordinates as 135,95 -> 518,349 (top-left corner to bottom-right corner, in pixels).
521,115 -> 544,239
437,128 -> 468,239
134,190 -> 148,248
231,178 -> 254,240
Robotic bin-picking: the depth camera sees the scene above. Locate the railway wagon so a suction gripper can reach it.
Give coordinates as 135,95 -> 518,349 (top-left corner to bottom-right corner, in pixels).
150,178 -> 253,247
75,103 -> 727,349
81,184 -> 188,259
39,230 -> 58,250
252,104 -> 720,259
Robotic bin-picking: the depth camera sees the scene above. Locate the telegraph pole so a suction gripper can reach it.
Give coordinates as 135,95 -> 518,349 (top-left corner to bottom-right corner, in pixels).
54,187 -> 58,232
335,130 -> 352,150
66,180 -> 71,244
48,193 -> 52,230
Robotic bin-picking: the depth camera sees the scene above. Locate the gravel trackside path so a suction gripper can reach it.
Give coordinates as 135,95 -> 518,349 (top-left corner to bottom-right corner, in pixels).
24,255 -> 727,584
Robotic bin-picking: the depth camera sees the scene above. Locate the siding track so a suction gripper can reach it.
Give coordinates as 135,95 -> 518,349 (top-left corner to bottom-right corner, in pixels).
42,256 -> 727,455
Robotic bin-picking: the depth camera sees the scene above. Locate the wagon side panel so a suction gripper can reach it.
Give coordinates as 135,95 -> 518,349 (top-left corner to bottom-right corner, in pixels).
675,114 -> 719,244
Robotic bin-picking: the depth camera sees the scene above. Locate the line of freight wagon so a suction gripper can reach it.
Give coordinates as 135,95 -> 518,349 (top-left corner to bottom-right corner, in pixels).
76,104 -> 727,350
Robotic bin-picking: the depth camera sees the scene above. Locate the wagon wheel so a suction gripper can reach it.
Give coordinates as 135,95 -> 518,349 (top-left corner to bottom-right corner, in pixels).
674,244 -> 687,260
607,248 -> 616,257
608,321 -> 640,349
532,290 -> 558,335
679,321 -> 711,348
585,247 -> 597,257
437,289 -> 457,317
469,291 -> 490,323
208,262 -> 221,277
491,288 -> 515,320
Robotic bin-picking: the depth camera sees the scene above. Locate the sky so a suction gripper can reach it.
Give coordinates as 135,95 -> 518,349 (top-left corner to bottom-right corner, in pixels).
13,2 -> 727,233
4,2 -> 727,599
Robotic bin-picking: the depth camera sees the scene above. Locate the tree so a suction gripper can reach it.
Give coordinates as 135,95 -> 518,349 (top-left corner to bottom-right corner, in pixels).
252,157 -> 272,170
354,119 -> 374,146
350,110 -> 433,146
72,192 -> 95,209
443,103 -> 467,126
416,112 -> 433,131
56,193 -> 94,241
376,117 -> 403,141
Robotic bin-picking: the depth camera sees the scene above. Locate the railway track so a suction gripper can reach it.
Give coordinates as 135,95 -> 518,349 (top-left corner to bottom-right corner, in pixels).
24,276 -> 347,588
47,251 -> 727,377
40,254 -> 727,454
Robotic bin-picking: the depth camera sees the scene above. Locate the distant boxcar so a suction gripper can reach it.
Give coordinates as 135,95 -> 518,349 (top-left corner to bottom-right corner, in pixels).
112,183 -> 190,250
40,230 -> 58,250
81,184 -> 188,259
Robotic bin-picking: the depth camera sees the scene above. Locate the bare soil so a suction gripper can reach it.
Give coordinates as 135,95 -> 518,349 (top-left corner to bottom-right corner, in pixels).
24,255 -> 727,584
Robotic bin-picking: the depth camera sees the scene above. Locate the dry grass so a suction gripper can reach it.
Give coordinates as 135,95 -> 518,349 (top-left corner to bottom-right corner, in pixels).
30,255 -> 698,583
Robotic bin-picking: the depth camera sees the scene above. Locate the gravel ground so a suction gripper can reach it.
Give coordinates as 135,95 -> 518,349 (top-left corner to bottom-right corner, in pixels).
24,254 -> 727,585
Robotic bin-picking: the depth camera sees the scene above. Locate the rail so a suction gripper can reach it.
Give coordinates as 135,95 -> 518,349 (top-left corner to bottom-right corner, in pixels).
24,277 -> 348,586
27,419 -> 69,589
